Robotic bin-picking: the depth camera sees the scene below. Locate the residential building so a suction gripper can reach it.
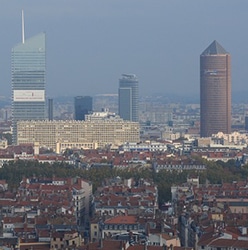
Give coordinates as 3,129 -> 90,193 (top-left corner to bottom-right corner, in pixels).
212,131 -> 248,146
101,215 -> 141,239
118,74 -> 139,122
200,40 -> 231,137
85,111 -> 119,121
120,142 -> 167,152
12,12 -> 46,144
50,230 -> 82,250
94,178 -> 158,218
93,214 -> 180,247
0,176 -> 92,247
81,239 -> 130,250
56,141 -> 98,153
173,179 -> 248,248
198,239 -> 248,250
17,119 -> 140,152
0,138 -> 8,149
153,158 -> 206,172
74,96 -> 93,120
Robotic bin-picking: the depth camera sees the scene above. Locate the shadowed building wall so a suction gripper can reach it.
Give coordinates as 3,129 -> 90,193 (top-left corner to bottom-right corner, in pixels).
200,40 -> 231,137
48,98 -> 53,121
74,96 -> 93,121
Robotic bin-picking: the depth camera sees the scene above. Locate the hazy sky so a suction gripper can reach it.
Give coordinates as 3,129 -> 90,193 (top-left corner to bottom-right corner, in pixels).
0,0 -> 248,98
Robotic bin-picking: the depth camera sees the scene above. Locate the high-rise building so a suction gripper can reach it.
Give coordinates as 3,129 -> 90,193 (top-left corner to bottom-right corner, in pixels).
11,11 -> 46,144
200,40 -> 231,137
118,74 -> 139,122
74,96 -> 93,120
48,98 -> 53,121
245,116 -> 248,131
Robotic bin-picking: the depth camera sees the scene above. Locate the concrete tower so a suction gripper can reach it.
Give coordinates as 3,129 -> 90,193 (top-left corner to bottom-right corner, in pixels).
118,74 -> 139,122
200,40 -> 231,137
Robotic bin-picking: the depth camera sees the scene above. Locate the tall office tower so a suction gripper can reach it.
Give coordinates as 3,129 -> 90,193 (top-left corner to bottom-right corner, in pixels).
12,11 -> 46,144
48,98 -> 53,121
74,96 -> 93,120
118,74 -> 139,122
200,40 -> 231,137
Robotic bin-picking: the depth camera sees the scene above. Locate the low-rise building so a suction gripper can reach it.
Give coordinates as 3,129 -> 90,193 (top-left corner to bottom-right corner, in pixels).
50,230 -> 82,250
121,142 -> 167,152
94,178 -> 158,218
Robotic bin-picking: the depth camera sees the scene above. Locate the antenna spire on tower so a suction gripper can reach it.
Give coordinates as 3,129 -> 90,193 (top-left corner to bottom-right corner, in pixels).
22,10 -> 25,44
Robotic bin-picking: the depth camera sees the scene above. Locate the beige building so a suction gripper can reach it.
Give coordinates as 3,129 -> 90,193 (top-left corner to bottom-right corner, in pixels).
0,138 -> 8,149
17,120 -> 140,152
213,131 -> 248,145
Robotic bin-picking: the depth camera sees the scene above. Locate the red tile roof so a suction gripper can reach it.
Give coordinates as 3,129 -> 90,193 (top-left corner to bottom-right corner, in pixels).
105,215 -> 137,225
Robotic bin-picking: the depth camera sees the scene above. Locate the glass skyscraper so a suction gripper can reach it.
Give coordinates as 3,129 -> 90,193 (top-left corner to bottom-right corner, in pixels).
74,96 -> 93,120
12,32 -> 46,144
118,74 -> 139,122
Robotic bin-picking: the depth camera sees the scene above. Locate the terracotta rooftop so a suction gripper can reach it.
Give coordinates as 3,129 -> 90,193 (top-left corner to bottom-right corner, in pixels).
81,239 -> 126,250
206,238 -> 248,248
105,215 -> 137,225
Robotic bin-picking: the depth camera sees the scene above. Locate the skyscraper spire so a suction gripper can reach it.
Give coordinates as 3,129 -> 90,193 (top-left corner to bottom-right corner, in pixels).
22,10 -> 25,44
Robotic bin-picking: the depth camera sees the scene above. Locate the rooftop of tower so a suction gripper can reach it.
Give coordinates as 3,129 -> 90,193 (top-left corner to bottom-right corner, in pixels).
201,40 -> 228,55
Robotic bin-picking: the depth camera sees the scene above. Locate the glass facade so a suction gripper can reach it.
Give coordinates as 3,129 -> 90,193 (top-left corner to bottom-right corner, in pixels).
118,74 -> 139,122
12,33 -> 46,144
74,96 -> 93,120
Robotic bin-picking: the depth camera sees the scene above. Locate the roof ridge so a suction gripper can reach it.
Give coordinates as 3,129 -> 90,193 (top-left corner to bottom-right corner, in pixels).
201,40 -> 228,55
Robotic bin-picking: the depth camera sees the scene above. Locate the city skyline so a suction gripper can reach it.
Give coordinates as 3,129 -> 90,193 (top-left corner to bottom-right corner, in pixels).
0,1 -> 248,99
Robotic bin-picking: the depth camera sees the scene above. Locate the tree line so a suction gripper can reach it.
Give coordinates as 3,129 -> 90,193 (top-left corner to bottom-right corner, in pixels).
0,158 -> 248,204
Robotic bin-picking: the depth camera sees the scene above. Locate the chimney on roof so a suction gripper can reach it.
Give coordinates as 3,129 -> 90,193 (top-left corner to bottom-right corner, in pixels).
119,240 -> 124,250
144,242 -> 148,250
145,222 -> 150,236
99,238 -> 103,248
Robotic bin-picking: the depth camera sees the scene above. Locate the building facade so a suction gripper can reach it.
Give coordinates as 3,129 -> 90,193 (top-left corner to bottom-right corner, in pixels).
118,74 -> 139,122
200,40 -> 231,137
17,119 -> 140,151
48,98 -> 53,121
74,96 -> 93,121
11,32 -> 46,144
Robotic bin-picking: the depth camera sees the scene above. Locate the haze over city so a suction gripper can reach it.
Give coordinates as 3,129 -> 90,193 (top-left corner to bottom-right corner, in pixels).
0,0 -> 248,99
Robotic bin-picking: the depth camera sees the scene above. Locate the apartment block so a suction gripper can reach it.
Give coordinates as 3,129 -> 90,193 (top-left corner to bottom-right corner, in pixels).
17,119 -> 140,152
